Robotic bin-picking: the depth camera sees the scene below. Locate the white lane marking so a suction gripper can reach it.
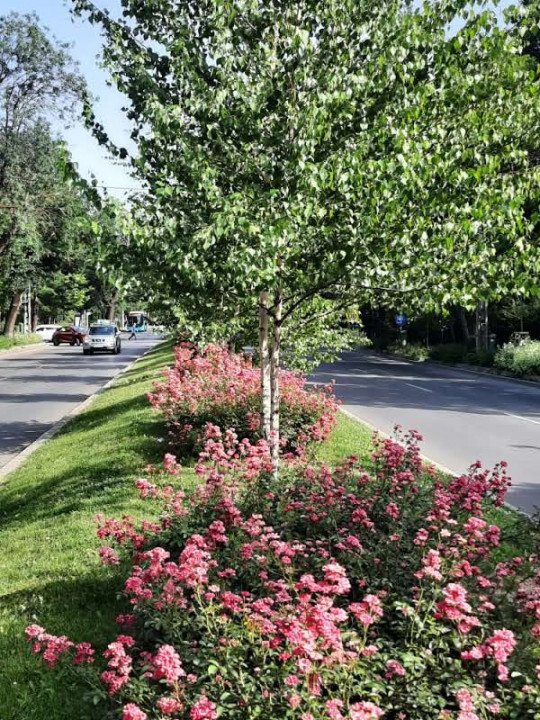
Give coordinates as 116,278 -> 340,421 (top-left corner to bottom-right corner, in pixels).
405,382 -> 433,393
502,412 -> 540,426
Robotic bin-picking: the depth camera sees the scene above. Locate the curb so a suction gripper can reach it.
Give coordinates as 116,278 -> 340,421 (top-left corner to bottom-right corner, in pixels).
0,341 -> 165,484
439,362 -> 540,389
339,407 -> 457,477
378,350 -> 540,389
338,407 -> 531,519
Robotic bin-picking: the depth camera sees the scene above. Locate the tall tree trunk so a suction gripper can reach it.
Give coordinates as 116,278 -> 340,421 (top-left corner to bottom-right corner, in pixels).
105,288 -> 119,322
259,291 -> 271,441
31,296 -> 40,332
269,289 -> 283,474
3,290 -> 22,337
456,306 -> 471,345
475,301 -> 489,352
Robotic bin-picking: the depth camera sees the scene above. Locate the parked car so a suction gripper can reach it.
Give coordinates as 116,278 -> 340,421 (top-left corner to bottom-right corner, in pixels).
35,324 -> 60,342
82,323 -> 121,355
52,326 -> 87,346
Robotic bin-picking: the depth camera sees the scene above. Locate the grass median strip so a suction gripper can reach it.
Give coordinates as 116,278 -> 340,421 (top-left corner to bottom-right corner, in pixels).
0,349 -> 533,720
0,358 -> 373,720
0,341 -> 175,720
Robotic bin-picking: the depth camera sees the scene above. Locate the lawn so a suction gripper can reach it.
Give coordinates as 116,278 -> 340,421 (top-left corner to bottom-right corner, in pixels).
0,345 -> 533,720
0,340 -> 175,720
0,333 -> 42,352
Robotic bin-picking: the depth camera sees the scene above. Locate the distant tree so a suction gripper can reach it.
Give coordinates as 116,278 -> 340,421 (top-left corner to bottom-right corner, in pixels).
0,12 -> 85,257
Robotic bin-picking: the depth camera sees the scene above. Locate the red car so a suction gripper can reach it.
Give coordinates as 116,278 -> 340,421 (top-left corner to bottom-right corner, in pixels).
52,326 -> 87,346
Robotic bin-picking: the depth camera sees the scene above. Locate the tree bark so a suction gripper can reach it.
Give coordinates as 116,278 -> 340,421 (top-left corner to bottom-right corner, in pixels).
3,290 -> 22,337
456,306 -> 471,345
105,288 -> 119,322
31,296 -> 40,332
269,289 -> 283,474
259,291 -> 271,441
475,301 -> 489,352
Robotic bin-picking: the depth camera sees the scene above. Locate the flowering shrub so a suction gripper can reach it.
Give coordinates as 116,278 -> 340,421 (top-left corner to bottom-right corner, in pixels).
27,427 -> 540,720
148,343 -> 338,457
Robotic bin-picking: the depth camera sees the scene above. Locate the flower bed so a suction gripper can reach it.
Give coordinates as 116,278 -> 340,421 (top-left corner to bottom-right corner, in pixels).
26,426 -> 540,720
148,343 -> 338,457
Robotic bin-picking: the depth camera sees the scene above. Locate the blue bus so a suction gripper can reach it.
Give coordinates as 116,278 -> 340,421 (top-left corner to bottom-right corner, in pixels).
127,311 -> 148,332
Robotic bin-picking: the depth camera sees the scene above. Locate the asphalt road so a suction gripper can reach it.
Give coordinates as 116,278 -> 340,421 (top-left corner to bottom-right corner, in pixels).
0,333 -> 161,471
312,350 -> 540,515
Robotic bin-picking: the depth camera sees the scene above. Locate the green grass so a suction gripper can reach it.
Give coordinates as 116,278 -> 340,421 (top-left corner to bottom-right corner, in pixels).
0,333 -> 42,351
0,340 -> 175,720
315,411 -> 373,466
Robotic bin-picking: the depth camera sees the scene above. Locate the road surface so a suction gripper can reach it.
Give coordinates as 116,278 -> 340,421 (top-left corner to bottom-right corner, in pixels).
312,350 -> 540,515
0,333 -> 161,472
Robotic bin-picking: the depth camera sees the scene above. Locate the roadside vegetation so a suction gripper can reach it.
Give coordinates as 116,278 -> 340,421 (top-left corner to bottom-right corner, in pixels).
2,0 -> 540,718
0,14 -> 142,340
494,340 -> 540,378
385,342 -> 495,367
383,339 -> 540,379
21,341 -> 540,720
0,341 -> 173,719
0,333 -> 41,351
0,341 -> 365,720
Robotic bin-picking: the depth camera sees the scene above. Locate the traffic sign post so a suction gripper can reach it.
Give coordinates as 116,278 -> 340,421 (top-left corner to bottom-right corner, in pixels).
395,313 -> 408,346
395,313 -> 408,327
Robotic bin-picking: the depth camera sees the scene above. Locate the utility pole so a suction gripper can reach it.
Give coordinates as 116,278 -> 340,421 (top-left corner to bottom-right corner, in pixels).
475,301 -> 488,352
22,282 -> 32,334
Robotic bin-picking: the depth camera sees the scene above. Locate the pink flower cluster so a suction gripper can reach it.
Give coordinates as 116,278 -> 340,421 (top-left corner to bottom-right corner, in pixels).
102,635 -> 135,694
25,424 -> 540,719
25,625 -> 94,668
148,342 -> 338,457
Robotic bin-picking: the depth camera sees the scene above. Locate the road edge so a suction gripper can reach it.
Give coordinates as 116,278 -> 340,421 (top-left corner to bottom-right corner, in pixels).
377,349 -> 540,389
0,341 -> 165,484
338,407 -> 530,519
0,341 -> 48,359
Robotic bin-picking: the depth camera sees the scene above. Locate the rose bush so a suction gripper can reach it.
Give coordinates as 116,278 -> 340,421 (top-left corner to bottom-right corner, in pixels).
27,425 -> 540,720
147,343 -> 338,457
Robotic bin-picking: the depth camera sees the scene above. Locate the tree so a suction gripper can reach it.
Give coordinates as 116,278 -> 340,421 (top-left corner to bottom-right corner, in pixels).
0,12 -> 85,253
0,13 -> 87,334
74,0 -> 540,468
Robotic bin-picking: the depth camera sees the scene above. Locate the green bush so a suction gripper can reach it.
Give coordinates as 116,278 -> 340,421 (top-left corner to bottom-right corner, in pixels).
464,349 -> 495,367
387,341 -> 430,361
429,343 -> 468,363
494,340 -> 540,377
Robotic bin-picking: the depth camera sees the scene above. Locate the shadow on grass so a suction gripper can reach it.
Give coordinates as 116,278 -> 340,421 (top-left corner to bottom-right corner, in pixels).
0,340 -> 178,720
0,400 -> 166,527
0,572 -> 127,720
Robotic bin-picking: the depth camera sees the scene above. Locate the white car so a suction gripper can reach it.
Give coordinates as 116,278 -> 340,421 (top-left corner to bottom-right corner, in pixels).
35,324 -> 60,342
83,324 -> 122,355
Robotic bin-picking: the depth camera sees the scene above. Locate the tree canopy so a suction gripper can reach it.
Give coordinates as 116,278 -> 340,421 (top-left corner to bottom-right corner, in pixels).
73,0 -> 540,461
0,12 -> 86,256
74,0 -> 540,313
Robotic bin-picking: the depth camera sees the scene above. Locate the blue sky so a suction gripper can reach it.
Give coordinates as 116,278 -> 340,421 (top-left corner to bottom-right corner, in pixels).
3,0 -> 137,198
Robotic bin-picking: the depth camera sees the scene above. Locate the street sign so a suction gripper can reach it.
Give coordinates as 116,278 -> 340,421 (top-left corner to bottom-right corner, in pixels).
395,313 -> 408,327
